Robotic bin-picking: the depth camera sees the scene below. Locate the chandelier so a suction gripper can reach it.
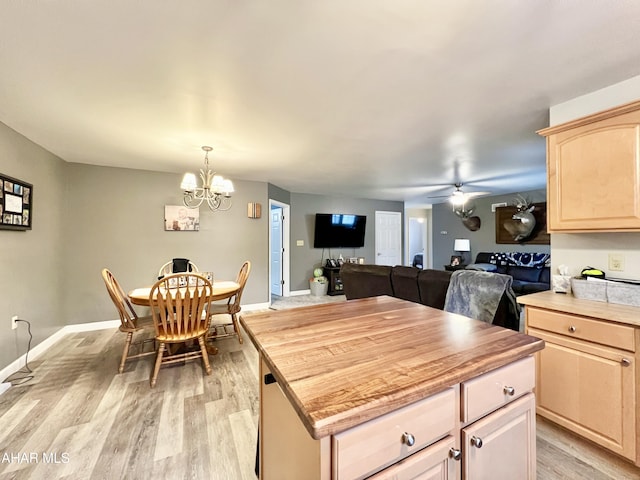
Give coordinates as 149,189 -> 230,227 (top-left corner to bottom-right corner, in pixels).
180,146 -> 234,211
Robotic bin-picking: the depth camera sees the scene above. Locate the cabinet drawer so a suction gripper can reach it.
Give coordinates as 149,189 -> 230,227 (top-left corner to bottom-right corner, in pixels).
461,356 -> 534,424
527,307 -> 635,351
333,387 -> 456,480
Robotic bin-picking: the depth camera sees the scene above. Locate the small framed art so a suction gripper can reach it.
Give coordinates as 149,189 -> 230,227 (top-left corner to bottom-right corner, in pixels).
0,174 -> 32,231
164,205 -> 200,231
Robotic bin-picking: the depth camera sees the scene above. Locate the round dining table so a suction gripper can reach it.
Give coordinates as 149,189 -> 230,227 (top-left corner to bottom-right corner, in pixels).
128,280 -> 240,307
128,280 -> 240,356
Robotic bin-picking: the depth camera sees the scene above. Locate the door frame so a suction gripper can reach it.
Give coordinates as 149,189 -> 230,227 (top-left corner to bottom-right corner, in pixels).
269,199 -> 290,297
405,208 -> 431,269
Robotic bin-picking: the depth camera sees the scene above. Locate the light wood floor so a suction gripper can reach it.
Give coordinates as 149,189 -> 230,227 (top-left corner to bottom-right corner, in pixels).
1,316 -> 639,479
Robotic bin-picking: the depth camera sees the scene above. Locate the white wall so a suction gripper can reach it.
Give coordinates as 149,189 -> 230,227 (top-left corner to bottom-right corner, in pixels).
548,74 -> 640,279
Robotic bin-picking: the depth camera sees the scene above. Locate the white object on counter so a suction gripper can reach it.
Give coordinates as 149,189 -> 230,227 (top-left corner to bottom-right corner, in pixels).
552,275 -> 572,294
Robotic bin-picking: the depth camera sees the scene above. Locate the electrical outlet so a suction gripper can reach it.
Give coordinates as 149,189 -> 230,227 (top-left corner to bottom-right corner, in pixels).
11,315 -> 18,330
609,253 -> 625,272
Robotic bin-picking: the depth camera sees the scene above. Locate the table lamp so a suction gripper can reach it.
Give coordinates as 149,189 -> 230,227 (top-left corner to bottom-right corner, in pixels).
454,238 -> 471,265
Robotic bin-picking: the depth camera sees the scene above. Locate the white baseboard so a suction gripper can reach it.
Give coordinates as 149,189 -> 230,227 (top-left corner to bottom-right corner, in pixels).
242,302 -> 271,312
63,319 -> 120,333
0,382 -> 10,396
290,289 -> 311,296
0,319 -> 120,395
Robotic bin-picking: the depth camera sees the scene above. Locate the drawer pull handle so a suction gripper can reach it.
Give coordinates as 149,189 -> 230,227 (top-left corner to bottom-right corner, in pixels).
568,325 -> 577,333
449,448 -> 462,461
621,358 -> 631,367
503,386 -> 515,396
470,436 -> 483,448
401,432 -> 415,447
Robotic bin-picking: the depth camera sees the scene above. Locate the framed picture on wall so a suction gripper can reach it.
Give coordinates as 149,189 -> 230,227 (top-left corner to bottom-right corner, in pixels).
495,202 -> 550,244
164,205 -> 200,231
0,173 -> 32,231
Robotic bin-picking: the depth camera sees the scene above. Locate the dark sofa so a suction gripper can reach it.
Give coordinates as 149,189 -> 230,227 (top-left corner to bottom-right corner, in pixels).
340,263 -> 519,330
468,252 -> 550,295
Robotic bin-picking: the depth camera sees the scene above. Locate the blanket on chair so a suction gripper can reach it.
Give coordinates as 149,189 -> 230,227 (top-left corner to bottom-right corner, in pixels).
443,270 -> 519,324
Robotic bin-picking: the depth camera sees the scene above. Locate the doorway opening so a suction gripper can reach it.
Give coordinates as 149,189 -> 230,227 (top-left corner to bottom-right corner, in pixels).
269,200 -> 290,299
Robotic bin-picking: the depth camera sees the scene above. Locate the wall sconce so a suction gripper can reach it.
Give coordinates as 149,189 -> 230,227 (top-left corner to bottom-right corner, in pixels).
247,202 -> 262,219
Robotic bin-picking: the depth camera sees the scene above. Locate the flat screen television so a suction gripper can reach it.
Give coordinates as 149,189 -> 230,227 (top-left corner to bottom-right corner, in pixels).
313,213 -> 366,248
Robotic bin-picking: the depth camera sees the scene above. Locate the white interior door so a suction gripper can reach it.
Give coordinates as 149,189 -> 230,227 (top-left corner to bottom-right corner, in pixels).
375,211 -> 402,266
270,206 -> 283,296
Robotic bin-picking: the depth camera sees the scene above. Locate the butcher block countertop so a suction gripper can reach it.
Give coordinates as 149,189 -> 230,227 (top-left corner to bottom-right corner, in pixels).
518,290 -> 640,327
240,295 -> 544,440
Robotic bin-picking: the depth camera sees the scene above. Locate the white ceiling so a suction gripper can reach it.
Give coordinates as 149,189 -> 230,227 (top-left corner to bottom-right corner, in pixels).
1,1 -> 640,205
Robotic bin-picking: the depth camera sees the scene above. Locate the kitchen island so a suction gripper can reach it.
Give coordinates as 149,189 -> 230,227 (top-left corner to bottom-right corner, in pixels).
241,295 -> 544,479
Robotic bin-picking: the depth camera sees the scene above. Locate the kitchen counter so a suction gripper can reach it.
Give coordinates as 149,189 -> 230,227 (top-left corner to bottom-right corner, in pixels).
519,289 -> 640,465
241,295 -> 544,440
518,290 -> 640,327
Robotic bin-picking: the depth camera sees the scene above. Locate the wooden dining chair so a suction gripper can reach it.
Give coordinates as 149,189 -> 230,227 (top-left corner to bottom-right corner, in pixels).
208,261 -> 251,344
101,268 -> 156,373
157,258 -> 199,279
149,273 -> 213,387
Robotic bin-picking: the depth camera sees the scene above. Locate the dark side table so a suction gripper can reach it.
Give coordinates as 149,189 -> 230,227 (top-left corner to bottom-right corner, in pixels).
444,264 -> 467,271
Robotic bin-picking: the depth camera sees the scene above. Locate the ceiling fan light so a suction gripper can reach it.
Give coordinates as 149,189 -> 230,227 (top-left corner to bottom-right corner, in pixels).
450,194 -> 466,206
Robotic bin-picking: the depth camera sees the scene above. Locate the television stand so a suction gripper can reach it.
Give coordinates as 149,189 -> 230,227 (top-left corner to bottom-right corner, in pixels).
324,267 -> 343,295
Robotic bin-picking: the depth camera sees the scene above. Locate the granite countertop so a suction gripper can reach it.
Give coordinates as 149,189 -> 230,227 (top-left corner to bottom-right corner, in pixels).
518,290 -> 640,327
240,295 -> 544,439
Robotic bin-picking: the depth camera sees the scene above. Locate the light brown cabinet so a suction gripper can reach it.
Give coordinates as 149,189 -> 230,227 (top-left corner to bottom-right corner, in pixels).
538,100 -> 640,232
259,357 -> 537,479
462,394 -> 536,480
524,304 -> 638,464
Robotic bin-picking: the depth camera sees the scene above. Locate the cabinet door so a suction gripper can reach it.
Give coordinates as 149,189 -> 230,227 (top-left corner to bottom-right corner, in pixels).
529,328 -> 636,461
367,436 -> 458,480
260,360 -> 331,480
462,394 -> 536,480
546,108 -> 640,231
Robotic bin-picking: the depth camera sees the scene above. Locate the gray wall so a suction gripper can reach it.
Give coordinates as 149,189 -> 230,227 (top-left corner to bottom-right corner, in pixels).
432,189 -> 549,268
268,183 -> 291,205
0,125 -> 404,373
0,122 -> 67,371
64,163 -> 270,325
288,193 -> 404,290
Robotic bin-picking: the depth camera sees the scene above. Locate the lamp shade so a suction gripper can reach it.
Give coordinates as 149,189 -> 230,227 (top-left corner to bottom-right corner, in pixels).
180,173 -> 197,191
454,238 -> 470,252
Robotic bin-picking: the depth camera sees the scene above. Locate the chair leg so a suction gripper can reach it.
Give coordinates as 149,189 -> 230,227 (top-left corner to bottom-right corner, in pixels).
150,342 -> 165,388
232,314 -> 243,344
119,332 -> 133,373
198,336 -> 212,375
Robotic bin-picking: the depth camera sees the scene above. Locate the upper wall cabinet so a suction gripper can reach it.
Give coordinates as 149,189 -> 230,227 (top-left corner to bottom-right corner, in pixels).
538,100 -> 640,232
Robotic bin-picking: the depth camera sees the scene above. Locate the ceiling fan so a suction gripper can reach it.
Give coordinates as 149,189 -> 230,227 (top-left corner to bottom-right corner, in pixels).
428,183 -> 491,206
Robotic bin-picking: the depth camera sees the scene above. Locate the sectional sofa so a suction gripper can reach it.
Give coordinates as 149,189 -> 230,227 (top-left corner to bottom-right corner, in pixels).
339,263 -> 520,331
467,252 -> 550,295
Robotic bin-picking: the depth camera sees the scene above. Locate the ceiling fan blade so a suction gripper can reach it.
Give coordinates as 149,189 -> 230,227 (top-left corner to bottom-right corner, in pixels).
463,191 -> 492,198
